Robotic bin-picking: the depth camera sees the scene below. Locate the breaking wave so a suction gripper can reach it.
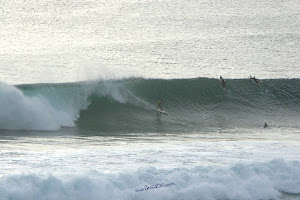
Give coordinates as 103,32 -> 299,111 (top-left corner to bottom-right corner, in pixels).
0,78 -> 299,132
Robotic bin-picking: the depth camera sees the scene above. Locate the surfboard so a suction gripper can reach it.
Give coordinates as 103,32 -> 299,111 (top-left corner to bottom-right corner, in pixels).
157,109 -> 168,115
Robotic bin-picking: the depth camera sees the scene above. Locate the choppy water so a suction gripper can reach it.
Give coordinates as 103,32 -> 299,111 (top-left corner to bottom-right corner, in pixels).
0,0 -> 300,199
1,0 -> 300,84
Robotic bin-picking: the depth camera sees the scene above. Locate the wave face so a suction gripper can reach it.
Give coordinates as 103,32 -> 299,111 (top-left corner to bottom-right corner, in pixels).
0,159 -> 299,200
0,78 -> 299,132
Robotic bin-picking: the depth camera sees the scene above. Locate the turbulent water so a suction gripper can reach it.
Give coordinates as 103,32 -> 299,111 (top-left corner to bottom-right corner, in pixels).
0,159 -> 299,200
1,78 -> 299,200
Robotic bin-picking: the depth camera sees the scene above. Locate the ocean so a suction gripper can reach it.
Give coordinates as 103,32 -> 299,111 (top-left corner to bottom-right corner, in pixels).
0,0 -> 300,199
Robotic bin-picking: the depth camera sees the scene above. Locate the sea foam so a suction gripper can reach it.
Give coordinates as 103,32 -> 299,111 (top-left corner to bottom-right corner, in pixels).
0,81 -> 148,131
0,159 -> 299,200
0,83 -> 77,131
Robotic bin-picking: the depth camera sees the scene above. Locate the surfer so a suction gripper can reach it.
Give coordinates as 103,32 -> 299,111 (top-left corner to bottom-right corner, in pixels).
220,76 -> 226,89
264,122 -> 268,128
249,75 -> 260,85
157,99 -> 163,111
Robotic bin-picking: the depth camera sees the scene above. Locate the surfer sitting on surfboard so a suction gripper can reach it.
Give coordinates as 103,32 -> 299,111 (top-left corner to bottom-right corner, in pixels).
157,99 -> 163,111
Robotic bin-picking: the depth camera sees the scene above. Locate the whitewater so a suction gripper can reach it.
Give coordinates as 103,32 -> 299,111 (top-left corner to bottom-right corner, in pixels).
0,78 -> 299,200
1,0 -> 300,199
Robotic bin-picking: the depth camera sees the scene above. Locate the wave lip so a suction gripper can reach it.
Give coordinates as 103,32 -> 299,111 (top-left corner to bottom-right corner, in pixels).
0,83 -> 76,131
0,159 -> 299,200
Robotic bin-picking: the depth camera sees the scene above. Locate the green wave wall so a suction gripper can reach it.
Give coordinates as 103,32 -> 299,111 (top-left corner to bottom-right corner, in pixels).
9,78 -> 300,132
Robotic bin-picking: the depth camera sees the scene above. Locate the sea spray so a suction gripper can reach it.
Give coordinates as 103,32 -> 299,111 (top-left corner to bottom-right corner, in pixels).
0,82 -> 75,130
0,80 -> 154,131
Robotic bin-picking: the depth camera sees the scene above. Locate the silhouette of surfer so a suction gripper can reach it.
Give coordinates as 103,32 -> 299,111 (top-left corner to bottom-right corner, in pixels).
264,122 -> 268,128
157,99 -> 163,111
249,75 -> 261,86
220,76 -> 226,89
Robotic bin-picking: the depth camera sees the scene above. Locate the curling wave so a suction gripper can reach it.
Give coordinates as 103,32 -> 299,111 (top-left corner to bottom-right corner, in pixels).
0,78 -> 299,132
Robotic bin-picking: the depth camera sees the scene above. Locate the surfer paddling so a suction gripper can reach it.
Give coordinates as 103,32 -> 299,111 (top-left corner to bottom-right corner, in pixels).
220,76 -> 226,90
249,75 -> 261,86
157,99 -> 163,111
